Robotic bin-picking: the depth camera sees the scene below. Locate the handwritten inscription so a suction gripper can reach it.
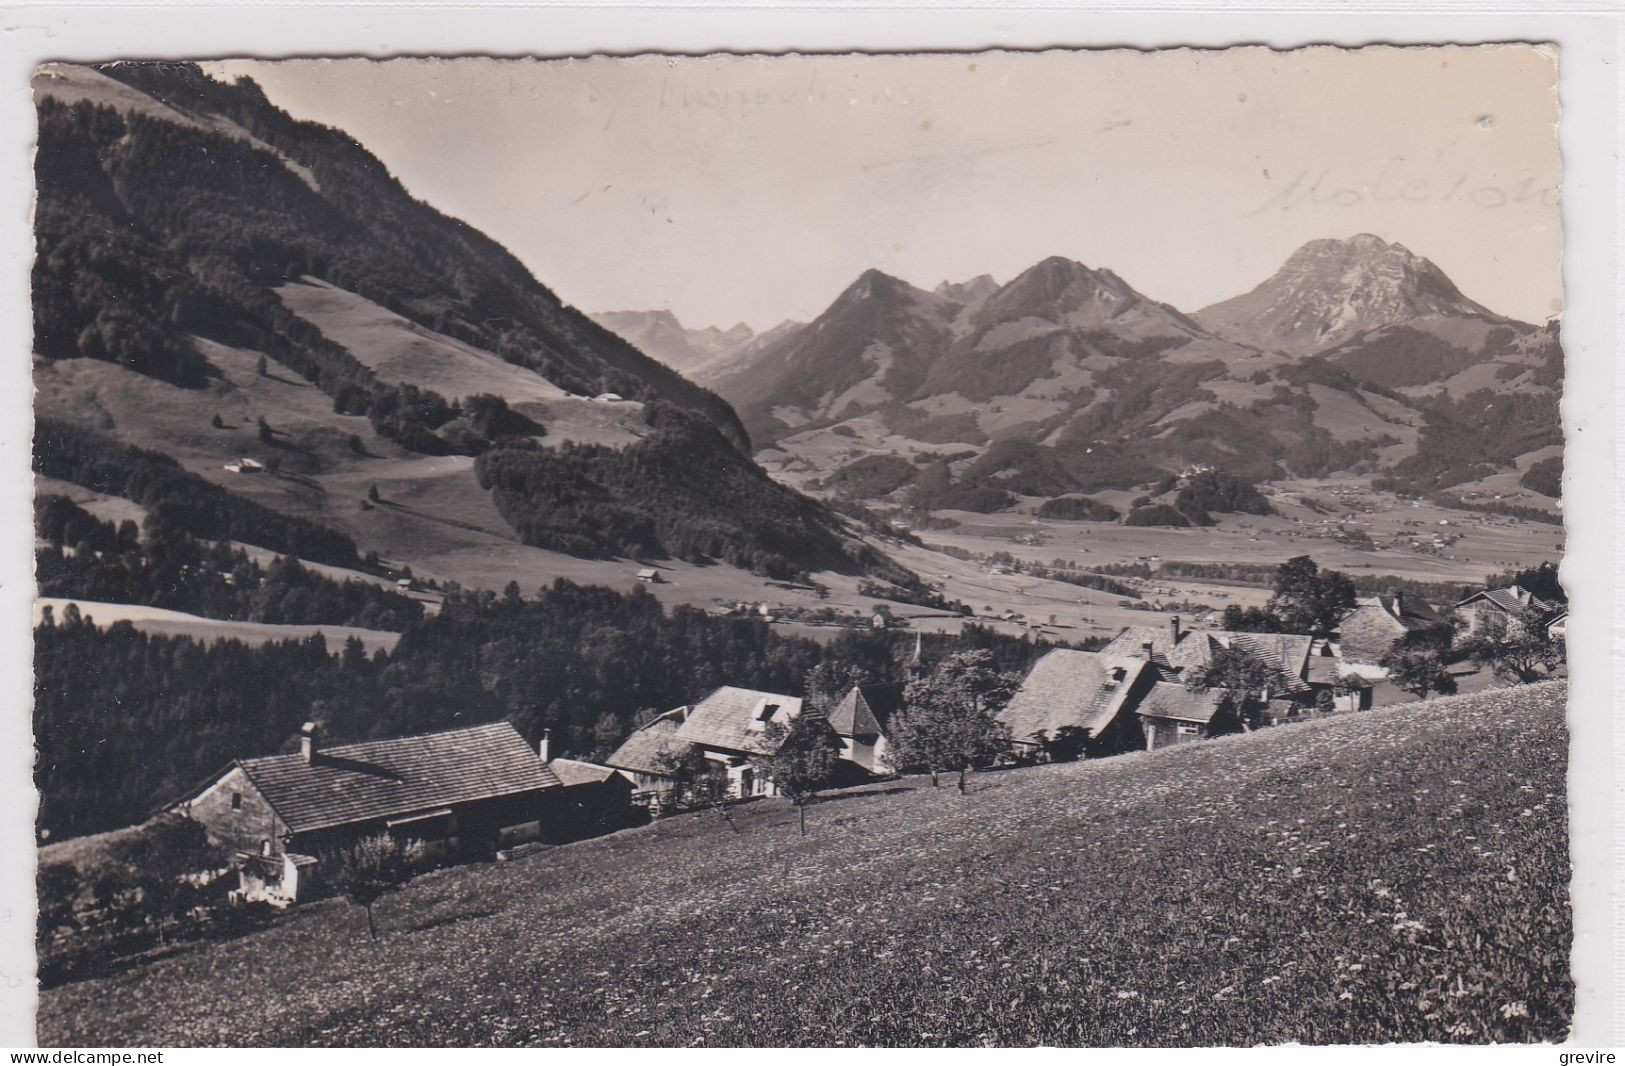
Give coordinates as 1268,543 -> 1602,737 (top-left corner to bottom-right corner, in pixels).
1250,157 -> 1558,215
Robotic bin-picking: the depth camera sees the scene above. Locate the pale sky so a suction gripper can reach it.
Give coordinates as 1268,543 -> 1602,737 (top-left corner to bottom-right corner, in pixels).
211,46 -> 1562,332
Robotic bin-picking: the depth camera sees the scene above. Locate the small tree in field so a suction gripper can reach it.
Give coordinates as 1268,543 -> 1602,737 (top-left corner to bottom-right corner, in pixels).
1381,642 -> 1458,699
652,743 -> 738,833
755,714 -> 844,835
1183,644 -> 1278,733
325,833 -> 426,940
892,650 -> 1016,794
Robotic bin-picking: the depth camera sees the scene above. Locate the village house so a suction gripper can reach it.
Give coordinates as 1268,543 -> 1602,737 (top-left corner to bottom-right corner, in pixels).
1452,585 -> 1559,639
670,686 -> 804,798
827,683 -> 904,773
1135,681 -> 1231,750
168,721 -> 563,906
1337,590 -> 1452,681
1546,610 -> 1568,642
604,706 -> 690,805
998,649 -> 1159,761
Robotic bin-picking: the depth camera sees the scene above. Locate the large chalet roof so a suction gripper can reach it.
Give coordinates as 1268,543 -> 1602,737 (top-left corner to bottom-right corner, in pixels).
673,685 -> 803,754
604,707 -> 688,776
236,722 -> 561,835
998,649 -> 1152,745
827,683 -> 903,738
1136,682 -> 1228,725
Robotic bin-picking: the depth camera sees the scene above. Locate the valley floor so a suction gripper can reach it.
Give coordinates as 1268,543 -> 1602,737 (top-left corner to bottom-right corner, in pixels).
37,682 -> 1570,1047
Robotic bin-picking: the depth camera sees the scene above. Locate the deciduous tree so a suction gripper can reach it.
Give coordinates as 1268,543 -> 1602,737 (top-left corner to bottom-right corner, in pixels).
755,715 -> 844,835
891,650 -> 1016,794
325,832 -> 427,940
1381,643 -> 1459,699
1268,555 -> 1356,635
1183,644 -> 1279,732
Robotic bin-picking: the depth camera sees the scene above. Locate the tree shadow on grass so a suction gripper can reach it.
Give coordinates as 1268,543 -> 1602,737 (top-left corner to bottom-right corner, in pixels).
810,786 -> 914,806
400,907 -> 500,935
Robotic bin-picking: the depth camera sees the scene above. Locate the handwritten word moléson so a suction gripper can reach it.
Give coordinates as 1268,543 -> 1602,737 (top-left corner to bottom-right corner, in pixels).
1251,157 -> 1559,215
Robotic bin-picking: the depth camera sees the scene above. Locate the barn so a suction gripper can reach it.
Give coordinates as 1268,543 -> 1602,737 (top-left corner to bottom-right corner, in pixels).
170,721 -> 563,905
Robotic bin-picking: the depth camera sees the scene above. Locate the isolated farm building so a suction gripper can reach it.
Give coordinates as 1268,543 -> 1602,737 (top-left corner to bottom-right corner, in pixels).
169,721 -> 563,906
1452,585 -> 1559,639
1337,591 -> 1451,681
604,706 -> 690,804
672,685 -> 804,798
636,567 -> 664,584
827,683 -> 904,773
1135,682 -> 1231,750
998,649 -> 1158,760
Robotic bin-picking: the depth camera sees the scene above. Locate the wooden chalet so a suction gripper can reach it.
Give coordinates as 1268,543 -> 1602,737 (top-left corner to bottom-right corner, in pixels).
998,649 -> 1158,760
170,721 -> 563,905
671,685 -> 804,798
604,706 -> 690,805
1452,585 -> 1559,639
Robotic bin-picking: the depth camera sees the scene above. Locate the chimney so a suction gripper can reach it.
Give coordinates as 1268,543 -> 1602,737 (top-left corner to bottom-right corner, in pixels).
299,721 -> 318,763
1170,615 -> 1182,643
1142,640 -> 1155,660
538,728 -> 551,763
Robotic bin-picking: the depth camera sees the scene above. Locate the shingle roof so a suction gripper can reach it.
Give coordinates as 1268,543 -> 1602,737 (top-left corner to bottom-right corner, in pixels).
605,708 -> 688,776
998,649 -> 1152,744
1454,585 -> 1557,615
828,687 -> 884,738
1101,625 -> 1222,670
1135,682 -> 1228,725
673,686 -> 803,754
548,758 -> 621,787
237,722 -> 561,835
1102,625 -> 1315,690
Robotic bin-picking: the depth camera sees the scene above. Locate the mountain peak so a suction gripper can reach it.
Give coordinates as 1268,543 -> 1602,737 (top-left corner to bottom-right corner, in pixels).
1195,234 -> 1502,356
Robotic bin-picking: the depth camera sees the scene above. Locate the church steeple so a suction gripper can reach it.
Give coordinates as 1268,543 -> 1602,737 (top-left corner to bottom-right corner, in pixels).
906,631 -> 926,679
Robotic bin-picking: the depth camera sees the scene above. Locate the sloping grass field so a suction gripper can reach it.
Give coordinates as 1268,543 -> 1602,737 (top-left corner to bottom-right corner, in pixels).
37,682 -> 1570,1047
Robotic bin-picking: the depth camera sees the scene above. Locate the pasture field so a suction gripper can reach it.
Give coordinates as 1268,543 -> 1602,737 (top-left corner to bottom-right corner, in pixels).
38,682 -> 1570,1047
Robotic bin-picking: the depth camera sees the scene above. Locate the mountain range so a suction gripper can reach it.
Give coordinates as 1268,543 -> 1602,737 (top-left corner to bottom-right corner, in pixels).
30,58 -> 1560,591
688,234 -> 1560,509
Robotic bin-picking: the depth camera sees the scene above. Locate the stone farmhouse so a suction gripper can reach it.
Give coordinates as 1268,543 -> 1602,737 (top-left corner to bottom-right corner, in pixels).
169,721 -> 563,905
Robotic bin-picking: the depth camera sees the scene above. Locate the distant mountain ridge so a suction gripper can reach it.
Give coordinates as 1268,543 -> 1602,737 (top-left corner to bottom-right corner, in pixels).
714,236 -> 1559,509
588,309 -> 757,376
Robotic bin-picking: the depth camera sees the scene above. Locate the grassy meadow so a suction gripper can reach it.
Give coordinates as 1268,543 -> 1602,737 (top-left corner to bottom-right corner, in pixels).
38,682 -> 1570,1047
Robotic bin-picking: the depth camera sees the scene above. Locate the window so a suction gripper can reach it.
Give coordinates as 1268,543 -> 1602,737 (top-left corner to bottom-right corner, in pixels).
231,791 -> 243,810
1176,724 -> 1200,737
756,702 -> 779,722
